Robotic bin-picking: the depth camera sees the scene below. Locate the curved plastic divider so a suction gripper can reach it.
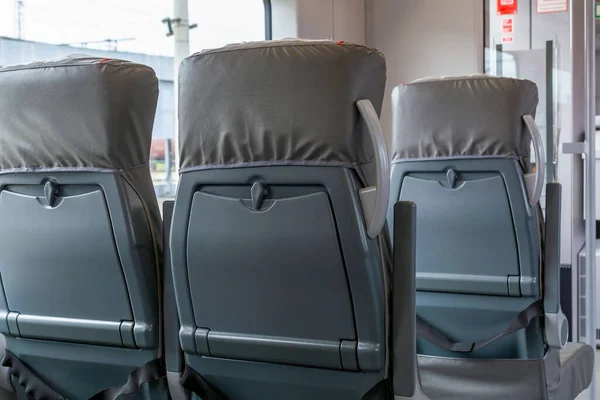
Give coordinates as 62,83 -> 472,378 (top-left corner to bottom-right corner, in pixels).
357,99 -> 390,239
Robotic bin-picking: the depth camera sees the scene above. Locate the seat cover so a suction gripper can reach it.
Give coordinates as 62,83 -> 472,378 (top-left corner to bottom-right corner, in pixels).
547,343 -> 595,400
416,343 -> 594,400
391,74 -> 537,171
178,39 -> 386,187
0,54 -> 161,247
390,75 -> 593,399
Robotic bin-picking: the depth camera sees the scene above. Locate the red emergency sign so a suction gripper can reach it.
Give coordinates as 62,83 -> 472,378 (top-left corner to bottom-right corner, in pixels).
497,0 -> 518,15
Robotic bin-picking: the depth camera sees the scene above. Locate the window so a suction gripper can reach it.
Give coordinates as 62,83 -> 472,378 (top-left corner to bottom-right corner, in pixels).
0,0 -> 271,201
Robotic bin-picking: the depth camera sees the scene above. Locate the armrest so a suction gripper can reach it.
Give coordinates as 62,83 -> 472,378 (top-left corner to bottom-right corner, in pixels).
162,200 -> 183,371
392,201 -> 417,397
544,183 -> 568,348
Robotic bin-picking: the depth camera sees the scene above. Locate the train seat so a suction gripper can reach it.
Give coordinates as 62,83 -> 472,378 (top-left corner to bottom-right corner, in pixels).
0,56 -> 166,399
388,75 -> 594,399
170,39 -> 410,400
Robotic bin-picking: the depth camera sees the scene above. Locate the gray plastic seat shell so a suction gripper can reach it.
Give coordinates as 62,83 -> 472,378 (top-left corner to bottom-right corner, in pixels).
388,159 -> 544,359
171,166 -> 387,399
0,172 -> 162,399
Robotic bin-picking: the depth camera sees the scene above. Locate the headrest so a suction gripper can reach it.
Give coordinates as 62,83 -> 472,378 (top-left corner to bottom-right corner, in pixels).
391,75 -> 538,166
178,39 -> 387,173
0,55 -> 158,173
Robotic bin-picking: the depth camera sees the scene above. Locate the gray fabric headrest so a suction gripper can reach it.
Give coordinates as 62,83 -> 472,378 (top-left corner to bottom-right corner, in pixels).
391,75 -> 538,166
0,55 -> 158,172
178,39 -> 387,173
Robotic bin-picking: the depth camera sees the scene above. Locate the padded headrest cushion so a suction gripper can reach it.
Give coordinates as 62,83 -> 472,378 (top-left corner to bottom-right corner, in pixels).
178,39 -> 387,171
0,55 -> 158,172
391,75 -> 538,165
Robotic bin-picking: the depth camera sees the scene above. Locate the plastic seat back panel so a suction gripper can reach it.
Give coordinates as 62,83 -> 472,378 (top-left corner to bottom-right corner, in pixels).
6,337 -> 166,400
399,172 -> 519,296
187,356 -> 377,400
0,184 -> 132,323
187,186 -> 355,342
172,166 -> 386,398
389,159 -> 543,360
0,173 -> 161,399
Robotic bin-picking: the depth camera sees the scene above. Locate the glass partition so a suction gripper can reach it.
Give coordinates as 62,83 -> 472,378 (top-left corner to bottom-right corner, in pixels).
484,1 -> 571,192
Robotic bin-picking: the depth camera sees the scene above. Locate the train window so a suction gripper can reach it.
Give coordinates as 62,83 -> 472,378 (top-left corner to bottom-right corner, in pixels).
0,0 -> 271,203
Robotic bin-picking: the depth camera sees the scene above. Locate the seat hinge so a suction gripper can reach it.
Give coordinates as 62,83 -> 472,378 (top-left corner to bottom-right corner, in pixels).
340,340 -> 359,371
119,321 -> 136,348
507,276 -> 521,297
194,328 -> 210,356
6,312 -> 20,337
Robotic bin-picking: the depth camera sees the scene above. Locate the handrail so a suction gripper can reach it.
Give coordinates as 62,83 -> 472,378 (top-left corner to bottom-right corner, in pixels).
356,99 -> 390,239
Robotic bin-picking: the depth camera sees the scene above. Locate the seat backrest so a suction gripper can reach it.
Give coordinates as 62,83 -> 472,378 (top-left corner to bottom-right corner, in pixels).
388,75 -> 546,359
0,56 -> 165,399
171,39 -> 391,400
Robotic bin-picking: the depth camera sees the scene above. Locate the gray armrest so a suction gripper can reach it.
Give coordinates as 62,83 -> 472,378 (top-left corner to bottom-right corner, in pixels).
163,201 -> 190,400
392,201 -> 417,397
544,183 -> 568,348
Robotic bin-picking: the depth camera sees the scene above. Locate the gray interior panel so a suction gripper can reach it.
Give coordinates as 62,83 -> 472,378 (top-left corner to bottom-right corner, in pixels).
388,159 -> 540,298
186,188 -> 355,340
0,186 -> 132,322
171,166 -> 386,398
399,173 -> 519,296
0,172 -> 163,399
186,356 -> 379,400
388,159 -> 543,360
416,292 -> 544,359
6,337 -> 159,399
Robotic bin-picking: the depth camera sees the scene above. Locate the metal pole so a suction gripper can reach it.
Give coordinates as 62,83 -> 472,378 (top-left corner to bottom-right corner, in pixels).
584,0 -> 596,398
172,0 -> 190,187
15,0 -> 24,39
546,40 -> 555,183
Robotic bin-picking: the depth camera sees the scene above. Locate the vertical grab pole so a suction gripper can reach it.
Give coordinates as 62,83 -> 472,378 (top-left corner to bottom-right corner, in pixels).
584,0 -> 597,399
173,0 -> 191,179
495,43 -> 503,77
